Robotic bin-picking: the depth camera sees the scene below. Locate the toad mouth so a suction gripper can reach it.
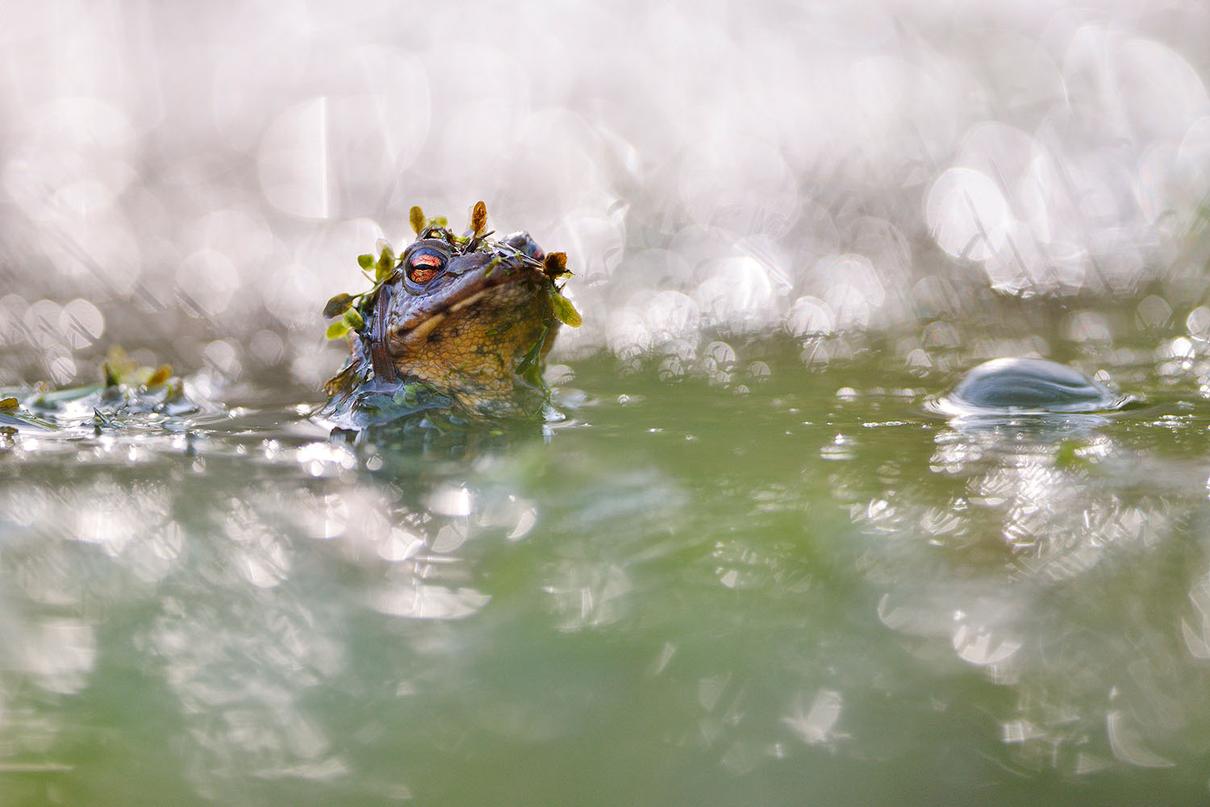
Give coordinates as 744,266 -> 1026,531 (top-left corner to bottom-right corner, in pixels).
395,267 -> 536,338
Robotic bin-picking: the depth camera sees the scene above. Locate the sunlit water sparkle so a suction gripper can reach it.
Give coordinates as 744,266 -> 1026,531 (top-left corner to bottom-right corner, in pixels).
0,344 -> 1208,804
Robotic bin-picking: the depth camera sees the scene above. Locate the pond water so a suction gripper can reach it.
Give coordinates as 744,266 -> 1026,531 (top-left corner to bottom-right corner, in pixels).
2,335 -> 1210,805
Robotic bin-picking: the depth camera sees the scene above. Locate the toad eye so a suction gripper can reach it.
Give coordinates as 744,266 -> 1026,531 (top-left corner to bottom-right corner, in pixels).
405,247 -> 447,284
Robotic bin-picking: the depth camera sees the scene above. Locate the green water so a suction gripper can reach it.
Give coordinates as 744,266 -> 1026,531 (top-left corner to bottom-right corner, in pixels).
3,340 -> 1210,805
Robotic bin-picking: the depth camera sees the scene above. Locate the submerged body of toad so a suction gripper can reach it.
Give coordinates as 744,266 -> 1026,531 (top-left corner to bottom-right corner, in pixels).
317,202 -> 579,429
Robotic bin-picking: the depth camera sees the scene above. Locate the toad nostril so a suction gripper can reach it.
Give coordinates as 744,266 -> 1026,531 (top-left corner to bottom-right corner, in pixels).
504,231 -> 544,261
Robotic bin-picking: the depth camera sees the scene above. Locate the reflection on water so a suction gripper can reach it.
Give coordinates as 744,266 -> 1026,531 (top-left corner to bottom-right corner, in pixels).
858,412 -> 1199,774
2,346 -> 1210,803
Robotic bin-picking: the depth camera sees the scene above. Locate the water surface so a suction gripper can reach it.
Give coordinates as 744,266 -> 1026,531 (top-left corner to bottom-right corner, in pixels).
2,342 -> 1210,805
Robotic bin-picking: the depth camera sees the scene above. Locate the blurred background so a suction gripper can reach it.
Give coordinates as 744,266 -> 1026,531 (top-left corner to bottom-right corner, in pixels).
4,0 -> 1210,391
9,5 -> 1210,804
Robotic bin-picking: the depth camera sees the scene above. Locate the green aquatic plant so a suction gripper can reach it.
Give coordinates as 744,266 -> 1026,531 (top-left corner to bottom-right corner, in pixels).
0,347 -> 196,432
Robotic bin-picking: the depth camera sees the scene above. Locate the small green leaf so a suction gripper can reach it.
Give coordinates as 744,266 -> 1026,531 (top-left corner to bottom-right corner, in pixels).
398,382 -> 421,407
322,359 -> 362,396
357,254 -> 374,269
376,246 -> 396,282
516,328 -> 549,390
409,205 -> 426,235
543,251 -> 570,278
470,200 -> 488,236
99,345 -> 137,388
163,379 -> 185,404
0,397 -> 18,411
326,320 -> 351,340
432,216 -> 448,228
342,308 -> 365,330
323,293 -> 355,318
146,364 -> 173,387
549,290 -> 582,328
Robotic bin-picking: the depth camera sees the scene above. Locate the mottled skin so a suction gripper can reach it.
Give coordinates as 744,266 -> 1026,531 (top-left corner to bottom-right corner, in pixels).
386,258 -> 556,411
319,210 -> 568,428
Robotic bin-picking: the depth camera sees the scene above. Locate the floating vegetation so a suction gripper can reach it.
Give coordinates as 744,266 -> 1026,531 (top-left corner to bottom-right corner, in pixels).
0,347 -> 199,433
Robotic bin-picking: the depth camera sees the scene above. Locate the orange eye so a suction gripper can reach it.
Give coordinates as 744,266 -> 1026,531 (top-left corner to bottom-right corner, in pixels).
409,267 -> 438,283
406,248 -> 446,284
